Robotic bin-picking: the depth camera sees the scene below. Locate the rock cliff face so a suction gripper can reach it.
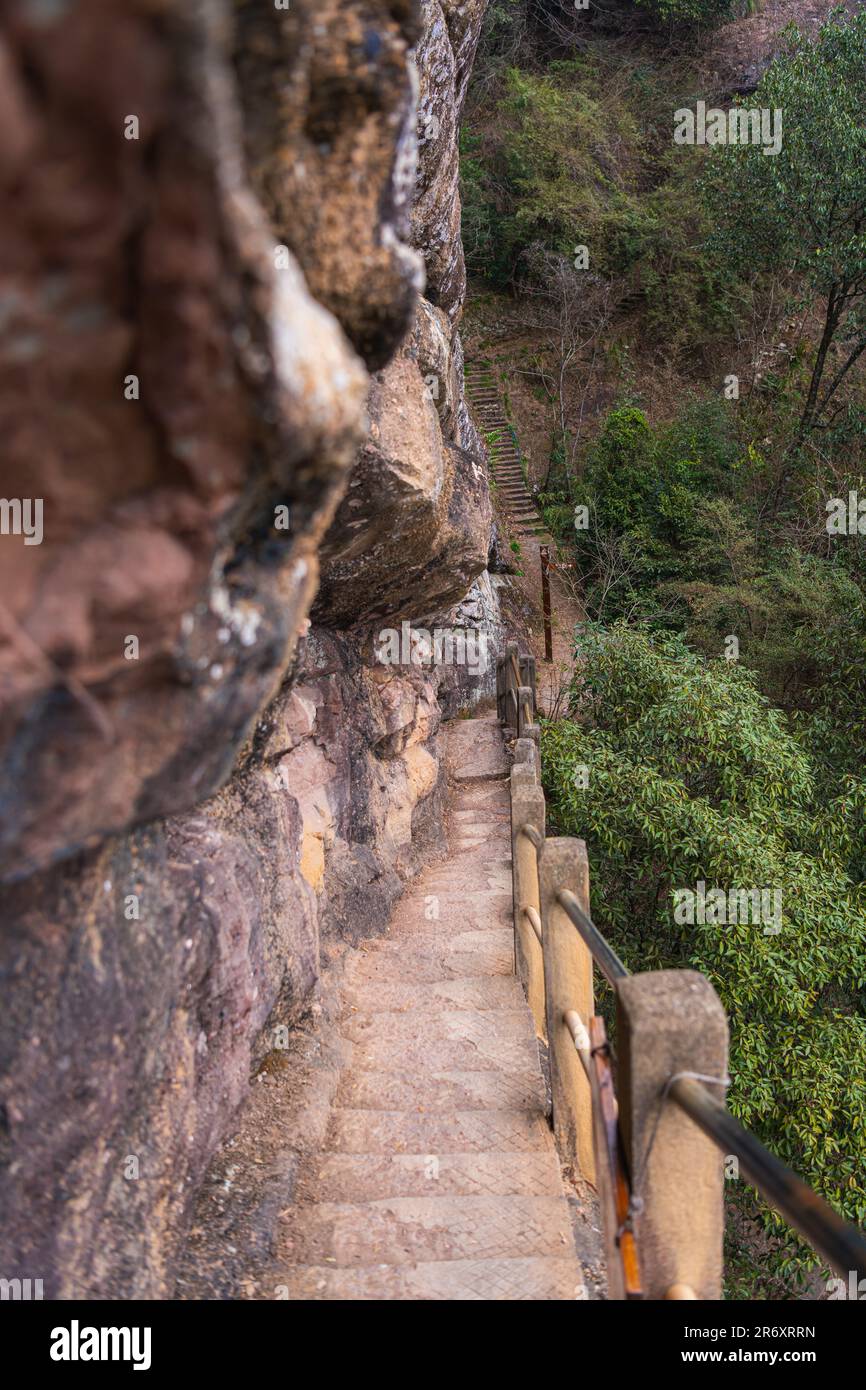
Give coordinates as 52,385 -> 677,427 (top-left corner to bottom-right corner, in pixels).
0,0 -> 495,1297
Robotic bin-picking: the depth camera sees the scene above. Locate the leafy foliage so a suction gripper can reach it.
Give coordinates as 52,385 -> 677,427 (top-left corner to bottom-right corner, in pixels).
570,400 -> 741,619
464,3 -> 866,1296
568,396 -> 866,743
634,0 -> 733,25
542,625 -> 866,1282
460,54 -> 738,354
703,10 -> 866,437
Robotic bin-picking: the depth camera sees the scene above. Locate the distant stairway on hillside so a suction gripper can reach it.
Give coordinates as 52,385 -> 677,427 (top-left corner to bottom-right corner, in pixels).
465,364 -> 553,548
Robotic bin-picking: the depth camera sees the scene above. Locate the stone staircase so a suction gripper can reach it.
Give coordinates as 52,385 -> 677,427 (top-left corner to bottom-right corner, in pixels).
272,716 -> 587,1300
465,364 -> 553,547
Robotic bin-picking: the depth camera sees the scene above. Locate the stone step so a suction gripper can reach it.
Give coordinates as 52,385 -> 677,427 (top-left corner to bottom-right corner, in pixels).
325,1109 -> 554,1156
276,1255 -> 585,1301
350,914 -> 512,954
449,820 -> 510,837
359,911 -> 511,948
343,1032 -> 541,1075
420,866 -> 511,895
443,841 -> 511,867
297,1151 -> 563,1202
280,1195 -> 572,1267
345,934 -> 515,985
384,890 -> 512,931
451,780 -> 510,805
334,1066 -> 545,1112
446,717 -> 509,780
339,1006 -> 535,1048
342,975 -> 524,1015
353,919 -> 512,956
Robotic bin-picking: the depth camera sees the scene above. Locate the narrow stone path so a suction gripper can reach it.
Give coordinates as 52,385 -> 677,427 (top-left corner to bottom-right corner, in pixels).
273,715 -> 586,1299
465,363 -> 584,716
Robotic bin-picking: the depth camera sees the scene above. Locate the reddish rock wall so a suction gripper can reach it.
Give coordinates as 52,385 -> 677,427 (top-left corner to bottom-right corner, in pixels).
0,0 -> 496,1297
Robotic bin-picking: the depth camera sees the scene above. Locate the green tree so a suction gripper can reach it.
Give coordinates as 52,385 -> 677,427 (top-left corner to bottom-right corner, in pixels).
704,11 -> 866,442
542,624 -> 866,1289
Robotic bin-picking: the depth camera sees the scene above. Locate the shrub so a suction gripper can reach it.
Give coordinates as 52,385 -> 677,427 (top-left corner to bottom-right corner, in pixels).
542,623 -> 866,1287
703,11 -> 866,441
460,55 -> 741,353
634,0 -> 734,25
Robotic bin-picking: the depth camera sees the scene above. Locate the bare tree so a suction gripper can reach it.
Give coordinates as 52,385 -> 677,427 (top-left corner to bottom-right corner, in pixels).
516,244 -> 614,490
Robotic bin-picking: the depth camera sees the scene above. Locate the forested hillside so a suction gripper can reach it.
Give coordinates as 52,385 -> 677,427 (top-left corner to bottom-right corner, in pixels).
462,0 -> 866,1296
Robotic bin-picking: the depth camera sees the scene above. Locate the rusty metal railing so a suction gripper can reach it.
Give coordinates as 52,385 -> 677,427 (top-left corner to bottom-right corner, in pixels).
497,644 -> 866,1301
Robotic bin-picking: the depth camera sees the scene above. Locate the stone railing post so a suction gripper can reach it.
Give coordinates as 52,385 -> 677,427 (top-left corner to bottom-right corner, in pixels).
519,653 -> 537,716
516,685 -> 534,739
616,970 -> 729,1299
538,837 -> 595,1182
496,655 -> 505,725
503,640 -> 518,736
510,759 -> 546,1041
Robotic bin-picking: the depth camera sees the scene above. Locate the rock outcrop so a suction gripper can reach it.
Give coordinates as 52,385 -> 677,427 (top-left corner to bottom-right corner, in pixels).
0,0 -> 369,884
0,0 -> 496,1297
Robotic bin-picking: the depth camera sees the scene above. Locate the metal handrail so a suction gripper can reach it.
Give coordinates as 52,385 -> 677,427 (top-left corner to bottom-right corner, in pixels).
504,640 -> 866,1288
557,888 -> 629,987
498,650 -> 536,738
671,1077 -> 866,1282
519,822 -> 543,852
517,809 -> 866,1283
522,904 -> 542,943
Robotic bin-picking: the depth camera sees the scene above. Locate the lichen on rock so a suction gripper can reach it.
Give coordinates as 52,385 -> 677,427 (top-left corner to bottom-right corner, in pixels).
0,0 -> 497,1298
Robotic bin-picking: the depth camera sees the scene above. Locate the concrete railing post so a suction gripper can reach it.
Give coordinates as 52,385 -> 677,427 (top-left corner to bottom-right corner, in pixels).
538,837 -> 595,1182
503,641 -> 519,736
496,656 -> 505,725
616,970 -> 729,1299
510,763 -> 546,1041
516,685 -> 534,739
519,654 -> 537,716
